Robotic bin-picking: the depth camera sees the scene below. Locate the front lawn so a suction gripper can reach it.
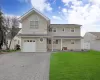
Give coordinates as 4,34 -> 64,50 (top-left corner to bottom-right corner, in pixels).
50,50 -> 100,80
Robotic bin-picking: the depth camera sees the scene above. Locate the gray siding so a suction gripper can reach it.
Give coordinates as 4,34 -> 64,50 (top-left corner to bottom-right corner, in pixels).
84,32 -> 100,51
22,12 -> 48,34
91,40 -> 100,51
62,39 -> 81,50
48,25 -> 80,36
48,39 -> 81,50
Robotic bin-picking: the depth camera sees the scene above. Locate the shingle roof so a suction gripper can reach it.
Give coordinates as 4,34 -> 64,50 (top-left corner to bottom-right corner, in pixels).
18,34 -> 48,37
50,24 -> 82,27
18,34 -> 82,39
53,36 -> 82,39
89,32 -> 100,37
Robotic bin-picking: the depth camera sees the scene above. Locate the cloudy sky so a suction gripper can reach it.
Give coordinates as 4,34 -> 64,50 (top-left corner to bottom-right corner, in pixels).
1,0 -> 100,36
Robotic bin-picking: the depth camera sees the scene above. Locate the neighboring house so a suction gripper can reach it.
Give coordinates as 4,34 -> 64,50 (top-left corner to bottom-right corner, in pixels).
19,8 -> 82,52
2,28 -> 21,50
84,32 -> 100,51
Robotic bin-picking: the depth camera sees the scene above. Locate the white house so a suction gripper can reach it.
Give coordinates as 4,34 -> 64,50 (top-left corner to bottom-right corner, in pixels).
18,8 -> 82,52
84,32 -> 100,51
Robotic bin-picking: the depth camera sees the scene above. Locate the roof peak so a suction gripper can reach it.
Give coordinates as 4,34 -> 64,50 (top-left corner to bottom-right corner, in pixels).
19,7 -> 50,21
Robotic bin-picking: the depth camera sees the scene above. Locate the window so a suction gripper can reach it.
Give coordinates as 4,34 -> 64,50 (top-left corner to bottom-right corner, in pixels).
33,40 -> 35,42
70,28 -> 75,32
49,27 -> 52,32
40,38 -> 43,42
30,40 -> 32,42
30,21 -> 39,28
53,28 -> 56,32
62,28 -> 65,31
71,40 -> 75,44
48,39 -> 51,44
53,40 -> 58,44
55,40 -> 58,44
27,40 -> 29,42
30,15 -> 39,28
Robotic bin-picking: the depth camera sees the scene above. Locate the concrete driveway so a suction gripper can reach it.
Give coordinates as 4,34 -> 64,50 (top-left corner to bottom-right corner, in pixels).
0,52 -> 50,80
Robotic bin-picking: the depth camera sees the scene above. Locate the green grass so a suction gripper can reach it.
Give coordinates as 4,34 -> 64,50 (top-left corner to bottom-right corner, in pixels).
50,50 -> 100,80
1,49 -> 21,52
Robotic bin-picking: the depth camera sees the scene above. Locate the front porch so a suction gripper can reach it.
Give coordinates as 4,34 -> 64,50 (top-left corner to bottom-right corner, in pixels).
47,37 -> 82,51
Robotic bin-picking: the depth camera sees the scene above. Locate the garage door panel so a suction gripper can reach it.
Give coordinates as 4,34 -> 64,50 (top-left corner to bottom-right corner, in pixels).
23,41 -> 36,52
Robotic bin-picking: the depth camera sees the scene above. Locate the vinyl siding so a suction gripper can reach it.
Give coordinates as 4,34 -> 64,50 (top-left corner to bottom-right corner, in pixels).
84,32 -> 100,51
22,12 -> 48,34
48,39 -> 81,50
48,25 -> 80,36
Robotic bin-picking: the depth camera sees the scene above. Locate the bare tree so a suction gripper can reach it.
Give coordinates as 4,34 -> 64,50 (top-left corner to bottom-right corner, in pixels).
8,17 -> 19,49
3,16 -> 19,49
3,16 -> 11,49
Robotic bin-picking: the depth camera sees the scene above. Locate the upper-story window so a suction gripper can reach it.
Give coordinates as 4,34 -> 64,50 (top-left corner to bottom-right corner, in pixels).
48,27 -> 52,32
52,28 -> 56,32
47,39 -> 51,44
62,28 -> 65,32
30,21 -> 39,28
70,28 -> 75,32
30,15 -> 39,29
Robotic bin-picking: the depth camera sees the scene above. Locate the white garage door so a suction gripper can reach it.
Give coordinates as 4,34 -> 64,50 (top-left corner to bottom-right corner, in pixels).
23,40 -> 36,52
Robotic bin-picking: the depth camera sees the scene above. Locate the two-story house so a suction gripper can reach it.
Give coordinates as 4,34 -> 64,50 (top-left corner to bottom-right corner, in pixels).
84,32 -> 100,51
19,8 -> 82,52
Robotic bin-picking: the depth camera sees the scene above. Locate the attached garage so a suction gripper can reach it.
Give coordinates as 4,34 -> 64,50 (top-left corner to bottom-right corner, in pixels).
22,40 -> 36,52
20,37 -> 47,52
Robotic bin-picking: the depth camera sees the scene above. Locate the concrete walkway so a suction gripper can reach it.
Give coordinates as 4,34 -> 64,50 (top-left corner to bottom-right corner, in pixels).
0,52 -> 50,80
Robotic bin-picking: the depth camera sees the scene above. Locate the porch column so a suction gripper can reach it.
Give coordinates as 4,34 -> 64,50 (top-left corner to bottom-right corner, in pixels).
52,37 -> 53,51
61,39 -> 62,50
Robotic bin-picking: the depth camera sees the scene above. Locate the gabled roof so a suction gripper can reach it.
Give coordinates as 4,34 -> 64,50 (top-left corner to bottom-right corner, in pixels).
19,8 -> 50,21
89,32 -> 100,37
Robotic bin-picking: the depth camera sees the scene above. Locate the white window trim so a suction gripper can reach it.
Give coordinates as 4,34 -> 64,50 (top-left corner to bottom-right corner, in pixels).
71,40 -> 75,44
30,16 -> 39,29
70,28 -> 75,32
52,28 -> 57,32
30,20 -> 39,28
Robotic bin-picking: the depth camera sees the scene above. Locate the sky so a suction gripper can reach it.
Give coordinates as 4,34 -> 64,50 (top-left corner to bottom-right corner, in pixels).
1,0 -> 100,36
